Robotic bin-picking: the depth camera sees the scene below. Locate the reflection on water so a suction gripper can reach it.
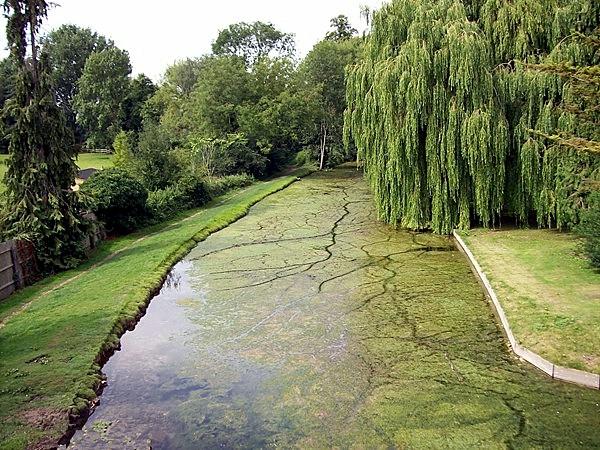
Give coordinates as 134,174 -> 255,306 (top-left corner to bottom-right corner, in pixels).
69,261 -> 200,448
69,169 -> 600,449
70,259 -> 284,449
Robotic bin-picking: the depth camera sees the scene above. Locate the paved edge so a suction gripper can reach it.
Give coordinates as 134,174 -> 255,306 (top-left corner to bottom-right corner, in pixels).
453,230 -> 600,390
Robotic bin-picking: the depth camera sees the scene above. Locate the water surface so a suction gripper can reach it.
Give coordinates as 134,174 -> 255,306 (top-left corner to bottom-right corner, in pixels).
70,168 -> 600,449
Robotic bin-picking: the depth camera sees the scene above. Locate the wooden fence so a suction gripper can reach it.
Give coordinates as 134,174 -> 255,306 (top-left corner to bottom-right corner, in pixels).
0,214 -> 105,302
0,239 -> 39,300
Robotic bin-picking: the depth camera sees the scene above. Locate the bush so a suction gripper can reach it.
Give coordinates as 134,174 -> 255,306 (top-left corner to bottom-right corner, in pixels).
176,174 -> 211,206
146,185 -> 191,222
294,148 -> 316,167
81,168 -> 148,234
205,174 -> 254,198
577,192 -> 600,269
146,175 -> 212,222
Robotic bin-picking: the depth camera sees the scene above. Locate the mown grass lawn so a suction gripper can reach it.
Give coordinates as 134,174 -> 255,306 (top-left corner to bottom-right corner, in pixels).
0,153 -> 113,193
0,169 -> 308,449
75,153 -> 114,170
459,228 -> 600,373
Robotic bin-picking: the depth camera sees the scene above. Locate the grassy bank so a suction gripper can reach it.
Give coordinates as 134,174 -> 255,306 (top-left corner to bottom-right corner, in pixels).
459,228 -> 600,373
0,169 -> 309,449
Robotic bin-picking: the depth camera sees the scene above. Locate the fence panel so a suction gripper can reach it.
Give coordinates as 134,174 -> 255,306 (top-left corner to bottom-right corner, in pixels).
0,217 -> 104,303
0,241 -> 16,299
0,239 -> 40,302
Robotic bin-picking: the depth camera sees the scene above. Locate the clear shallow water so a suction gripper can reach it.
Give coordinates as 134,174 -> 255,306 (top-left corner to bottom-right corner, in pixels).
69,168 -> 600,449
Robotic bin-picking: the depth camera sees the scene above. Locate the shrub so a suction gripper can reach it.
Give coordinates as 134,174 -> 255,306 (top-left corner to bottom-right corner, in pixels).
147,176 -> 209,220
577,192 -> 600,269
146,185 -> 190,222
176,174 -> 211,206
81,168 -> 148,234
294,148 -> 316,167
146,175 -> 212,222
205,174 -> 254,198
112,130 -> 134,169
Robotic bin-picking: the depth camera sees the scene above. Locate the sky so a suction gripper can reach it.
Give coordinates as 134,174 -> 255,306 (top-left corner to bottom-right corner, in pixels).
0,0 -> 385,82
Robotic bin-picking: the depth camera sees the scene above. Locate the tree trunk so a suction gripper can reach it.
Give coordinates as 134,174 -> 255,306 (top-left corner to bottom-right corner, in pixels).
319,123 -> 327,171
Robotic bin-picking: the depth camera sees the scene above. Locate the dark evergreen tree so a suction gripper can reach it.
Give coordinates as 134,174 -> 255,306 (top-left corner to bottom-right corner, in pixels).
0,57 -> 15,153
2,0 -> 87,271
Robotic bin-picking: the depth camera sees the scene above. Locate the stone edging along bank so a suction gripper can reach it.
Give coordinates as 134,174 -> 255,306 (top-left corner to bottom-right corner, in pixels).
453,231 -> 600,390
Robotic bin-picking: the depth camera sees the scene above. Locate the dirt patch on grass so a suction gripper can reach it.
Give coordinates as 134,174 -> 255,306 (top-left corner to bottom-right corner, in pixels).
19,408 -> 65,431
17,407 -> 68,449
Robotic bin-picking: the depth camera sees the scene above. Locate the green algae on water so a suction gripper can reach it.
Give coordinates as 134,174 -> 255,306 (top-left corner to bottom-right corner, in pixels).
70,167 -> 600,449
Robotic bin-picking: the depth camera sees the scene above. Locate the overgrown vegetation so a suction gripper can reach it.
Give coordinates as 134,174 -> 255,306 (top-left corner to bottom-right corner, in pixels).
345,0 -> 600,236
138,19 -> 360,177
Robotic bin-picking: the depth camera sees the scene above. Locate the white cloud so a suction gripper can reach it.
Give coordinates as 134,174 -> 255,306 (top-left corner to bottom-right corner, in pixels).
0,0 -> 384,82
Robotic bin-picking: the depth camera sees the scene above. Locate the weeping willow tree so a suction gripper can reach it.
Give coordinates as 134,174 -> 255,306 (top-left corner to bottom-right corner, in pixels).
520,28 -> 600,226
345,0 -> 600,233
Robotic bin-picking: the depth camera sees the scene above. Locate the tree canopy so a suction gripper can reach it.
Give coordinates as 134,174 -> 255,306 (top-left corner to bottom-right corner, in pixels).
345,0 -> 600,233
74,47 -> 132,148
212,21 -> 295,66
42,24 -> 112,136
121,73 -> 156,134
137,18 -> 363,177
299,37 -> 360,167
325,15 -> 358,41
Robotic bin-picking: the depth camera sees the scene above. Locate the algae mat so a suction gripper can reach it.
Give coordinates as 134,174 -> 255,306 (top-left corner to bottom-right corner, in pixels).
70,168 -> 600,449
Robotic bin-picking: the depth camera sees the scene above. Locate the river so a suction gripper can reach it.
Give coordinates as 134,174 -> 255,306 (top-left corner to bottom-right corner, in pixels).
69,167 -> 600,449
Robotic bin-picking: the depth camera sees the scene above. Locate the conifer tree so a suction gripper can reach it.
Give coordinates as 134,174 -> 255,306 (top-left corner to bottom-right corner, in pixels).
2,0 -> 87,271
